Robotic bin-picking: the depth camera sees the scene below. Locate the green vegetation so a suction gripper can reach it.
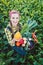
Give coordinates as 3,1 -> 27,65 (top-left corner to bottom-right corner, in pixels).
0,0 -> 43,65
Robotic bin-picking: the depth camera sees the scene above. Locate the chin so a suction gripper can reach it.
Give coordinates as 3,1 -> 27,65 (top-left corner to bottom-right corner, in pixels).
14,24 -> 17,27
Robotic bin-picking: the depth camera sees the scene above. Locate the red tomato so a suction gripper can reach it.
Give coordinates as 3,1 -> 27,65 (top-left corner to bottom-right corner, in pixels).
19,38 -> 24,45
16,42 -> 20,46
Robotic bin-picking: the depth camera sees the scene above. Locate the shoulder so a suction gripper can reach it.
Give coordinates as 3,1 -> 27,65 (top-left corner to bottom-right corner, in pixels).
4,22 -> 11,32
7,22 -> 11,28
18,23 -> 22,28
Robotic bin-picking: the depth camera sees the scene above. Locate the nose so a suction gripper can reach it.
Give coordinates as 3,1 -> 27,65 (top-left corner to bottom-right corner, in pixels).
14,18 -> 17,21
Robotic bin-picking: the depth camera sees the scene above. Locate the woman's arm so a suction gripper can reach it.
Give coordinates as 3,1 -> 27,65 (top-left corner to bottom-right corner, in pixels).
4,28 -> 15,46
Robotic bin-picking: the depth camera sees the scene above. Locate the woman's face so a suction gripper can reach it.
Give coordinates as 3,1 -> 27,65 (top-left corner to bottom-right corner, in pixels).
10,13 -> 19,27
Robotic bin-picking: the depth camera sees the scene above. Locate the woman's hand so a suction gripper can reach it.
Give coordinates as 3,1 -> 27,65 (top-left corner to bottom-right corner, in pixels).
9,38 -> 15,46
10,38 -> 15,44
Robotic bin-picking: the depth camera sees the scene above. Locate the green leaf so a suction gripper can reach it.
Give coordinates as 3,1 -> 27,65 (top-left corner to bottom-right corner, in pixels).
0,53 -> 5,59
5,57 -> 14,64
33,61 -> 41,65
19,58 -> 25,63
7,50 -> 14,57
28,55 -> 34,60
39,58 -> 43,65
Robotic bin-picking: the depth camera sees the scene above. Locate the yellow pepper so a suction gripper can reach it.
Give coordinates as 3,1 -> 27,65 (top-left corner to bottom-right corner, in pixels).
14,31 -> 22,41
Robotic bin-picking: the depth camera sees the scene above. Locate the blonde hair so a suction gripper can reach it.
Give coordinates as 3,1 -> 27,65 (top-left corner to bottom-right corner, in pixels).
9,10 -> 20,17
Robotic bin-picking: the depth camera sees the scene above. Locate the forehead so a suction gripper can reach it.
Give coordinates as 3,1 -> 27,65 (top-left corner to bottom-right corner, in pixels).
11,13 -> 19,17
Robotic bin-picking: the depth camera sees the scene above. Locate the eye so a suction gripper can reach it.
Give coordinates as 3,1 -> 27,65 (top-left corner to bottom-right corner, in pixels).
16,17 -> 18,19
12,17 -> 15,19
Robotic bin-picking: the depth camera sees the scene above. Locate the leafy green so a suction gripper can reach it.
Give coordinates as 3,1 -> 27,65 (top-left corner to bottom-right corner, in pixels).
0,0 -> 43,65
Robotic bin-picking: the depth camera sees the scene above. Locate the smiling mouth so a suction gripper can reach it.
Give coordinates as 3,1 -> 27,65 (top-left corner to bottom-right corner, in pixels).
13,21 -> 17,23
15,22 -> 17,23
